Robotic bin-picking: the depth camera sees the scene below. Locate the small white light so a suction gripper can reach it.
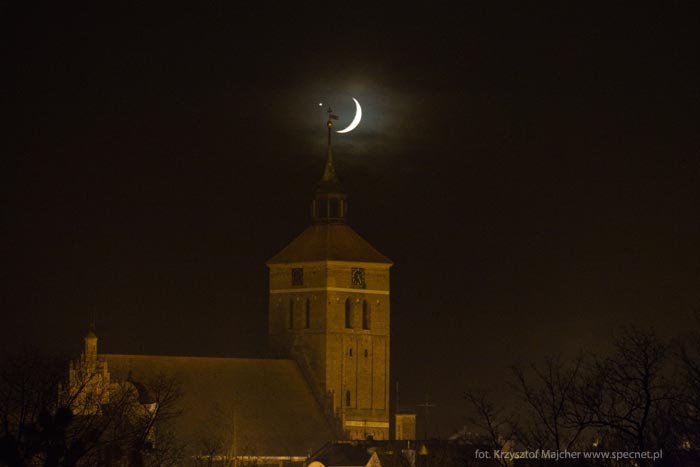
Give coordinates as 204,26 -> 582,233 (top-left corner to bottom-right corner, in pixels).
318,102 -> 323,106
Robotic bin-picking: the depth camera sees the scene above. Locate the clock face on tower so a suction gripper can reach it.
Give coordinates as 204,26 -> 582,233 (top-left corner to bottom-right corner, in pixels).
351,268 -> 366,288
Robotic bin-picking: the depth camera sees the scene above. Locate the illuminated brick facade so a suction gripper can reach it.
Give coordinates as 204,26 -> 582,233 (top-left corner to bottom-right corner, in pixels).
267,138 -> 392,440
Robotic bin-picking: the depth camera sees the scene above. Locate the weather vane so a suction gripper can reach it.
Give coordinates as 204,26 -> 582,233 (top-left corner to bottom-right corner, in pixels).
326,106 -> 339,148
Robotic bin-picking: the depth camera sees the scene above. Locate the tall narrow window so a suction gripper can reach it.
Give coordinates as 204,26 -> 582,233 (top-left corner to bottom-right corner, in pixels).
345,299 -> 352,329
305,299 -> 310,329
346,390 -> 351,407
288,300 -> 294,329
362,300 -> 370,330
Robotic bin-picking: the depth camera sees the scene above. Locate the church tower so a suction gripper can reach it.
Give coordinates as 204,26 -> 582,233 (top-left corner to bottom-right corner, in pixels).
267,114 -> 392,440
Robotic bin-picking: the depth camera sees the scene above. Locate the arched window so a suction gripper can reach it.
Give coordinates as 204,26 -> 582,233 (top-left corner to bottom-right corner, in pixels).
349,348 -> 353,357
364,349 -> 368,358
305,299 -> 310,329
345,299 -> 353,329
346,390 -> 351,407
288,300 -> 294,329
362,300 -> 370,330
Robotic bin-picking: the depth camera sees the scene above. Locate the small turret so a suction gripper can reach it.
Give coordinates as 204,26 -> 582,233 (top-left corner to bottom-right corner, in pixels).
84,328 -> 98,367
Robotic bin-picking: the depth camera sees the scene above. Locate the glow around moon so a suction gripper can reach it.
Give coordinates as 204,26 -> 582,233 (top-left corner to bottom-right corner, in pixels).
336,98 -> 362,133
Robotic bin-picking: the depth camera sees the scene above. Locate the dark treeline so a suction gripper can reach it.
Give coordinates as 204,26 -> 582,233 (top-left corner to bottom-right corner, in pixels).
2,325 -> 698,467
464,326 -> 700,467
0,350 -> 183,467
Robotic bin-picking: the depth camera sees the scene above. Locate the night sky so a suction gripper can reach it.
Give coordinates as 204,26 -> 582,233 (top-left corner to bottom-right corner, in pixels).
5,4 -> 700,436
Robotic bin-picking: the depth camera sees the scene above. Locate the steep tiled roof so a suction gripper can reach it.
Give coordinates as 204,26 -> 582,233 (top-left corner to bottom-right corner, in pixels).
309,442 -> 374,466
104,354 -> 334,458
267,224 -> 392,265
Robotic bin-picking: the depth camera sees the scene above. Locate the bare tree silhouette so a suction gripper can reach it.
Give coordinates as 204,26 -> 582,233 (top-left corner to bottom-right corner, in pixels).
0,350 -> 184,467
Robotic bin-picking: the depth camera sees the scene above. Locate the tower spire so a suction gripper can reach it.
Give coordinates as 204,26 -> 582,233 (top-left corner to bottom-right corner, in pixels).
322,107 -> 339,183
312,107 -> 347,223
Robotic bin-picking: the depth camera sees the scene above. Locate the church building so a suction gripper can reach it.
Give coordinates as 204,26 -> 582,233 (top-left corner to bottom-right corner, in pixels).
67,117 -> 399,465
267,121 -> 393,441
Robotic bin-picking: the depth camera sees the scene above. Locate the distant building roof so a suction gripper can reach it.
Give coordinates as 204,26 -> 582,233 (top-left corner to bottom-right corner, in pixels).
309,442 -> 375,466
104,354 -> 335,458
309,440 -> 499,467
267,224 -> 392,265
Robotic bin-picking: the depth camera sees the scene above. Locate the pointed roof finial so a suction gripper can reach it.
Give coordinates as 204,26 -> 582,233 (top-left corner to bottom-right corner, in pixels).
86,312 -> 97,339
312,106 -> 348,223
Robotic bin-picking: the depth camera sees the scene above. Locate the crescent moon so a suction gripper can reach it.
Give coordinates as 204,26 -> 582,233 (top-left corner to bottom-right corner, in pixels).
336,98 -> 362,133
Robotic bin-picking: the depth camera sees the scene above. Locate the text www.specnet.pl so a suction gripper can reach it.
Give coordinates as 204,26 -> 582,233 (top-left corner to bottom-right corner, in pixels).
474,448 -> 663,462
